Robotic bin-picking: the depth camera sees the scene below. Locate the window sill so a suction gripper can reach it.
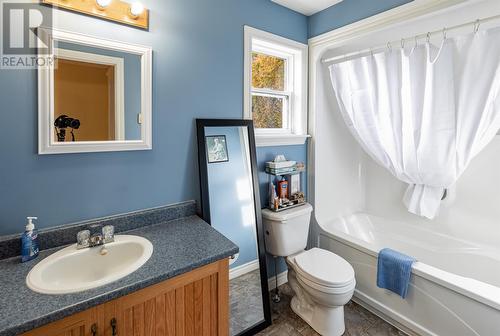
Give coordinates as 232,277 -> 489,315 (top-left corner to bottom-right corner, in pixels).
255,133 -> 310,147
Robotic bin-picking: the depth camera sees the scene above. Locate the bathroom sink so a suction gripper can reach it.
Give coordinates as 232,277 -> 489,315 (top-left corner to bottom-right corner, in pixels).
26,235 -> 153,294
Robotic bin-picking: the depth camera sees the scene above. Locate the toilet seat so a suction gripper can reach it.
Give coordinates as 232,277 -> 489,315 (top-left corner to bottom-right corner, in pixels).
292,248 -> 355,291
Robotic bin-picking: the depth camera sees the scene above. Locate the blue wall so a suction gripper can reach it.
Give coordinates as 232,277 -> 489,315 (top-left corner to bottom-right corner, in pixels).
308,0 -> 413,38
0,0 -> 308,235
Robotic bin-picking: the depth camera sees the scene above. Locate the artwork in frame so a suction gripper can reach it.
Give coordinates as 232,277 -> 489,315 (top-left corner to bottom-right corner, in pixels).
206,135 -> 229,163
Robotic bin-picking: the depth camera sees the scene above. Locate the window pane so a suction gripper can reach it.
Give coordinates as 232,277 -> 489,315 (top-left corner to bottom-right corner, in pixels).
252,53 -> 285,91
252,95 -> 284,129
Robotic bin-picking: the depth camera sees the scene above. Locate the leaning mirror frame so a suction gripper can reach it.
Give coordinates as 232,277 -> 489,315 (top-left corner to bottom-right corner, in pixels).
37,28 -> 152,154
196,119 -> 272,336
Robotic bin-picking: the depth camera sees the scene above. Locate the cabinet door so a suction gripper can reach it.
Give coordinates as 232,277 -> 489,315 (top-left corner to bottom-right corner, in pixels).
104,259 -> 229,336
22,308 -> 98,336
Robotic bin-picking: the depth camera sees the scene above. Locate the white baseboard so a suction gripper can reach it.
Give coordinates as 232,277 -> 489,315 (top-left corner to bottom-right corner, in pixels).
268,270 -> 288,291
230,261 -> 289,291
229,259 -> 260,280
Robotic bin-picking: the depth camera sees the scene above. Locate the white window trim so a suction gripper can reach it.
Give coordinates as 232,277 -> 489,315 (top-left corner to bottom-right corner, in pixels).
244,26 -> 309,147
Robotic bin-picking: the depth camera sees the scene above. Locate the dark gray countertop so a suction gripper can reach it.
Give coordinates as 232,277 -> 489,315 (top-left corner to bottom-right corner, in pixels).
0,215 -> 239,336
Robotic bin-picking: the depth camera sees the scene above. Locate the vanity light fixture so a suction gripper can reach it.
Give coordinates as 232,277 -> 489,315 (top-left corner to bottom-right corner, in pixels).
42,0 -> 149,30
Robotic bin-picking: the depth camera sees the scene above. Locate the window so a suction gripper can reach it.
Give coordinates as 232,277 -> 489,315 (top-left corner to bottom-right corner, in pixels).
244,26 -> 309,146
252,52 -> 288,129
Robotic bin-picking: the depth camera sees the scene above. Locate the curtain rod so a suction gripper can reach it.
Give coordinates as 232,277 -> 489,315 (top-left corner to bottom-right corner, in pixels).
321,14 -> 500,64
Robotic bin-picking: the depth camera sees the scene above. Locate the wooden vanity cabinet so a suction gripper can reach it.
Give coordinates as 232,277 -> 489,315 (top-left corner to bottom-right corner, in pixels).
21,308 -> 98,336
23,259 -> 229,336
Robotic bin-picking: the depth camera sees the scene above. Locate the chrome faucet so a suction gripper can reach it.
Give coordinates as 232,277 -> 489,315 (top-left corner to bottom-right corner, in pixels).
76,225 -> 115,249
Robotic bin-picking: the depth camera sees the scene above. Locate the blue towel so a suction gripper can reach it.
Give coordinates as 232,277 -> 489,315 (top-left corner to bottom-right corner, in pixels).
376,248 -> 416,299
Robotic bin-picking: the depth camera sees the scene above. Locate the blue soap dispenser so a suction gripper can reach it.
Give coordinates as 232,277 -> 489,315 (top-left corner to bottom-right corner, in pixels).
21,216 -> 39,263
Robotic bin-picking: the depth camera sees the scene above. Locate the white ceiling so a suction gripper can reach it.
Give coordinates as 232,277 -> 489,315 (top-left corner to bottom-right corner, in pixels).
271,0 -> 344,16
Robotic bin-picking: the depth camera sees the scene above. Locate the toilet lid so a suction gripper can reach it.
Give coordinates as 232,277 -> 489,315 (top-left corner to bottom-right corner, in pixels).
294,248 -> 355,287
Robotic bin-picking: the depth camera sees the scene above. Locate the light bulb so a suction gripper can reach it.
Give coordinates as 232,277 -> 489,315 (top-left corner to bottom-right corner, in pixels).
95,0 -> 112,9
129,2 -> 144,17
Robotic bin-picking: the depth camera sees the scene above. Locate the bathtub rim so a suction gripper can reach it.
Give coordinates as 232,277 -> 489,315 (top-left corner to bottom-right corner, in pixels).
316,216 -> 500,312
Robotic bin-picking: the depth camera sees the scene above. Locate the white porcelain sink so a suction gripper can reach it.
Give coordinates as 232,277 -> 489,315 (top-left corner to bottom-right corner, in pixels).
26,235 -> 153,294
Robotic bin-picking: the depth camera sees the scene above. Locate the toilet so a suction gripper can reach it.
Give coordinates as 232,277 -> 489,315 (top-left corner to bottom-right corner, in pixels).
262,203 -> 355,336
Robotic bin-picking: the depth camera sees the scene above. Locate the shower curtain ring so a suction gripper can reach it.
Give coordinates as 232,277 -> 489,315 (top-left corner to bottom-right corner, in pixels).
387,42 -> 392,52
401,38 -> 405,49
473,19 -> 480,33
441,189 -> 448,201
442,27 -> 447,40
426,32 -> 431,43
414,36 -> 418,48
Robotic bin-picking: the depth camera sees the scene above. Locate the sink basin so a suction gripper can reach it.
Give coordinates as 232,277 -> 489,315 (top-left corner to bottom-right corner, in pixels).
26,235 -> 153,294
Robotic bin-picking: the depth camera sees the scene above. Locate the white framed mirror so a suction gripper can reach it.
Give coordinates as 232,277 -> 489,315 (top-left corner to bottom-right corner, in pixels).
38,28 -> 152,154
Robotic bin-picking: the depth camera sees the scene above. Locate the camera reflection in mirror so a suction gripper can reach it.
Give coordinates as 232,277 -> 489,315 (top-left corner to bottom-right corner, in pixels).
54,115 -> 80,141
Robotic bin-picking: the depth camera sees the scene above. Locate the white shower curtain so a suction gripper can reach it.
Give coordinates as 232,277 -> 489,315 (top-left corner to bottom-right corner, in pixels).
329,28 -> 500,219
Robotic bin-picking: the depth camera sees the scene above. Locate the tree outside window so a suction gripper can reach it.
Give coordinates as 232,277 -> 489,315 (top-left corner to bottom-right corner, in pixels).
251,53 -> 289,130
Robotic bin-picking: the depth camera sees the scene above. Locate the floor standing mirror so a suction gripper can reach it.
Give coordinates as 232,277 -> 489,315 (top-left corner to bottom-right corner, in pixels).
196,119 -> 272,336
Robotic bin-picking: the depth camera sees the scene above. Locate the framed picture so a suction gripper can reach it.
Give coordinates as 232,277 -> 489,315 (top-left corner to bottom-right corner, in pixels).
206,135 -> 229,163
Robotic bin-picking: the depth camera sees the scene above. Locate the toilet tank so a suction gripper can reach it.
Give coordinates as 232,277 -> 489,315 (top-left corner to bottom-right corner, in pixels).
262,203 -> 313,257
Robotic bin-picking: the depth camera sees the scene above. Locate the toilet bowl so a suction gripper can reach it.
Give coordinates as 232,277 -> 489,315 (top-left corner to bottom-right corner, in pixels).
262,204 -> 356,336
287,248 -> 355,336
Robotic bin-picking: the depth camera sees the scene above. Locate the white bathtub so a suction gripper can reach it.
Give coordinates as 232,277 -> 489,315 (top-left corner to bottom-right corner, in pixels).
318,213 -> 500,336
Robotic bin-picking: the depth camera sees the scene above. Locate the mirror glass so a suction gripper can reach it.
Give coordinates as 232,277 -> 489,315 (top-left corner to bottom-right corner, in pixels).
53,41 -> 142,142
198,122 -> 271,336
38,29 -> 152,154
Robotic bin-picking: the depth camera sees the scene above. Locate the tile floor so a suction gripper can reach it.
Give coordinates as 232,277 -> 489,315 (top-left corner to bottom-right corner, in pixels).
230,269 -> 265,335
257,283 -> 406,336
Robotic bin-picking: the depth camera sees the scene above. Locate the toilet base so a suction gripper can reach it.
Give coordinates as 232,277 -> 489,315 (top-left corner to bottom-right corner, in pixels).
288,269 -> 347,336
291,296 -> 346,336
